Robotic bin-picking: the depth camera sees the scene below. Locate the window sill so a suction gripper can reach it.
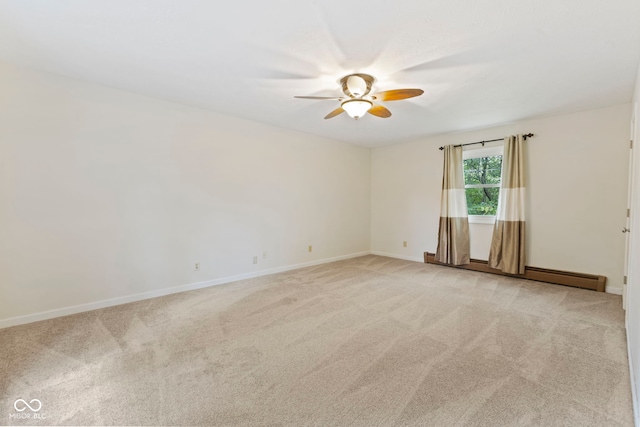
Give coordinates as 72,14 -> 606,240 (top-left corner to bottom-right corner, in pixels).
468,215 -> 496,225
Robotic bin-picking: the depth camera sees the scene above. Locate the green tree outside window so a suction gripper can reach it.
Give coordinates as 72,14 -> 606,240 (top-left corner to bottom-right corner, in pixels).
463,156 -> 502,216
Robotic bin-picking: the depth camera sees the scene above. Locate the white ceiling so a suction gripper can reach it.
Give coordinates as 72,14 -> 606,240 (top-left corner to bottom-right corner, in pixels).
1,1 -> 639,147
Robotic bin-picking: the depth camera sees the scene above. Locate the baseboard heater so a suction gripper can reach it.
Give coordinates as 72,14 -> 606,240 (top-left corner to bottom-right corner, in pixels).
424,252 -> 606,292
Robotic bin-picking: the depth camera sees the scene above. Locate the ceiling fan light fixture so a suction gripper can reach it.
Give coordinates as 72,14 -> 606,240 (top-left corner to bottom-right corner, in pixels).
341,99 -> 372,119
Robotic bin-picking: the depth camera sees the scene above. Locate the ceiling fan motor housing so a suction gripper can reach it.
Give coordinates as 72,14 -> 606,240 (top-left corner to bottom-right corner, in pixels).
340,73 -> 374,98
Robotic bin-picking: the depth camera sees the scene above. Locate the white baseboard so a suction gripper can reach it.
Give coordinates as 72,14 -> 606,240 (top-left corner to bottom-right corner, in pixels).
253,251 -> 371,276
607,286 -> 624,295
370,250 -> 424,263
0,251 -> 371,329
626,316 -> 639,427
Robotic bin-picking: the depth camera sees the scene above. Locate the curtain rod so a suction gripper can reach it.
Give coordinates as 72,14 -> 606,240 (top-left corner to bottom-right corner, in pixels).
438,133 -> 534,150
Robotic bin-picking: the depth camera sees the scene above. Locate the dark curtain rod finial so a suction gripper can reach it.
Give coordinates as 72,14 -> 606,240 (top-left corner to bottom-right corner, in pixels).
438,133 -> 535,150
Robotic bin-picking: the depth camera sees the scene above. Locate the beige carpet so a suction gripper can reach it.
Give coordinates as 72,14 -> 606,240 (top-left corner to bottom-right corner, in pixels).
0,255 -> 633,426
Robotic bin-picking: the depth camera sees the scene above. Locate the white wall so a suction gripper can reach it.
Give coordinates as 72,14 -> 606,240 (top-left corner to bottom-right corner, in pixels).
0,62 -> 371,324
625,63 -> 640,426
371,104 -> 631,293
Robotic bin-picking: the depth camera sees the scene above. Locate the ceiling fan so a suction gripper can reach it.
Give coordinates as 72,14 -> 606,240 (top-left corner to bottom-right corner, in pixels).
294,73 -> 423,120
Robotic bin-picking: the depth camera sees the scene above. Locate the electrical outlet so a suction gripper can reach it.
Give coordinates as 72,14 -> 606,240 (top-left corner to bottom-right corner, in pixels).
403,241 -> 407,247
253,256 -> 258,264
308,245 -> 312,253
194,262 -> 200,271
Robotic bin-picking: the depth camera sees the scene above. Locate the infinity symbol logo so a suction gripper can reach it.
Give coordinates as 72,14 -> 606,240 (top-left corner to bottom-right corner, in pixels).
14,399 -> 42,412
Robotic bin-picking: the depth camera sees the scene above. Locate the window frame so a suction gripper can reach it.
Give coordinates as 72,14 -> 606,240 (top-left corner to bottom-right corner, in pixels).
462,145 -> 504,224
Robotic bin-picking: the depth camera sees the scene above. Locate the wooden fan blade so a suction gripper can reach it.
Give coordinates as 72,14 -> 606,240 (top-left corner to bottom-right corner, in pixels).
375,89 -> 424,101
294,96 -> 342,100
324,107 -> 345,119
368,104 -> 392,118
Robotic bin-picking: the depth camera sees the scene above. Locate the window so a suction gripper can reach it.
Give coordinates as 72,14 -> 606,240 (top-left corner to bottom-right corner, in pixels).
463,145 -> 503,224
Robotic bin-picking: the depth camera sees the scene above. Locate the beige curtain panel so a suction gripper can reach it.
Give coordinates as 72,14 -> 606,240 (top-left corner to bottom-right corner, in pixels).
435,145 -> 470,265
488,134 -> 526,274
